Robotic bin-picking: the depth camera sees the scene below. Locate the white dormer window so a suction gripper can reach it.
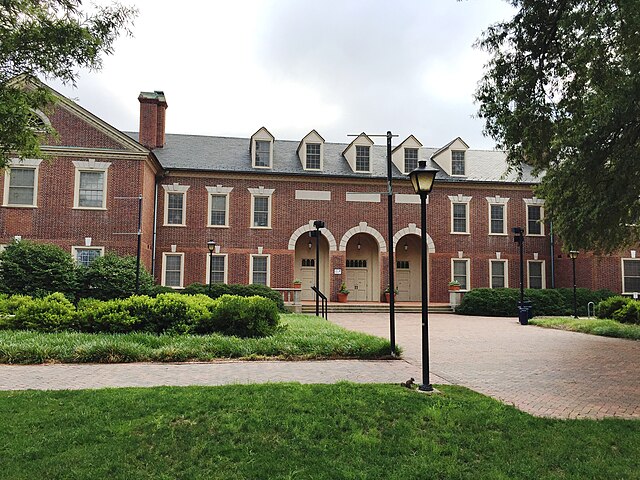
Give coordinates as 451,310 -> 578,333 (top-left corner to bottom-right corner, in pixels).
391,135 -> 423,174
250,127 -> 274,169
355,145 -> 370,172
306,144 -> 321,169
298,130 -> 325,171
451,151 -> 465,175
404,148 -> 418,173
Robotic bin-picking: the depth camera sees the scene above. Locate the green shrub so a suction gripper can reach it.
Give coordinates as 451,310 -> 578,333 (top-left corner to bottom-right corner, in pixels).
11,293 -> 78,332
77,253 -> 154,301
0,241 -> 77,298
595,296 -> 632,319
182,283 -> 285,312
145,293 -> 215,334
455,288 -> 519,316
202,294 -> 281,337
611,300 -> 640,324
0,294 -> 34,315
77,297 -> 141,333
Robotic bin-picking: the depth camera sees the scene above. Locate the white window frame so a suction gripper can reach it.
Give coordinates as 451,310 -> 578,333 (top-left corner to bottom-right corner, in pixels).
451,258 -> 471,291
305,143 -> 322,171
524,198 -> 545,236
71,246 -> 105,267
206,253 -> 228,284
451,150 -> 466,176
404,147 -> 419,174
162,184 -> 190,227
72,160 -> 111,210
249,254 -> 271,286
448,194 -> 472,234
527,260 -> 546,289
486,196 -> 509,236
489,259 -> 509,288
162,252 -> 185,288
2,158 -> 42,208
206,185 -> 233,228
621,258 -> 640,295
253,139 -> 273,169
355,145 -> 371,173
248,187 -> 275,229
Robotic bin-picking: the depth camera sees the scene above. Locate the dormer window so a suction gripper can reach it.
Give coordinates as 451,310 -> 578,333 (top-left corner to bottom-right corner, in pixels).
451,150 -> 465,175
254,140 -> 271,167
404,148 -> 418,172
250,127 -> 275,169
355,145 -> 370,172
306,144 -> 321,169
298,130 -> 325,171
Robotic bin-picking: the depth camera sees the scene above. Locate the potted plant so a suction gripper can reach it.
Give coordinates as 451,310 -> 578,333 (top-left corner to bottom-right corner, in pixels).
337,282 -> 350,303
448,280 -> 461,291
383,285 -> 399,303
292,279 -> 302,289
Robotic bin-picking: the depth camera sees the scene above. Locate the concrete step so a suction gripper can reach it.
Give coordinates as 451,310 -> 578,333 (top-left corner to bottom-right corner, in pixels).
300,304 -> 453,314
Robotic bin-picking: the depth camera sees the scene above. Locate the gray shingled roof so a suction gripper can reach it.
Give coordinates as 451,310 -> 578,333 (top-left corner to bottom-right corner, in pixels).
125,132 -> 540,184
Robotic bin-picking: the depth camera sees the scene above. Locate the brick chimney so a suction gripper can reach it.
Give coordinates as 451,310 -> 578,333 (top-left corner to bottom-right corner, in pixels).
138,91 -> 167,149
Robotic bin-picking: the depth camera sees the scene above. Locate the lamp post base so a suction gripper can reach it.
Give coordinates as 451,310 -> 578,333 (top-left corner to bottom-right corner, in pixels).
418,383 -> 433,392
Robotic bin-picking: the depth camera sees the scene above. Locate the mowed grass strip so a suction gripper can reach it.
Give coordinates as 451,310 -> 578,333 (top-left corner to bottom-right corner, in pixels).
531,317 -> 640,340
0,314 -> 395,364
1,384 -> 638,480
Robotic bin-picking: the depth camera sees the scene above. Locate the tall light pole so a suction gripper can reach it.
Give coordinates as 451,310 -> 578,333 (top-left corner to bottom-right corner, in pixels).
313,220 -> 325,317
569,250 -> 579,318
409,159 -> 439,392
207,240 -> 216,294
513,227 -> 526,324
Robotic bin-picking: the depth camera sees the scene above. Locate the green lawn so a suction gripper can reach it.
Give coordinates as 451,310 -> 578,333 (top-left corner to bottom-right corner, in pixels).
531,317 -> 640,340
0,314 -> 395,364
1,384 -> 638,479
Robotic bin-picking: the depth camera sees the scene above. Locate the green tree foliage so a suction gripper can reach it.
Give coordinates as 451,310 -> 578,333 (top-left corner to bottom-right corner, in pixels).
78,253 -> 154,300
475,0 -> 640,252
0,240 -> 77,297
0,0 -> 137,166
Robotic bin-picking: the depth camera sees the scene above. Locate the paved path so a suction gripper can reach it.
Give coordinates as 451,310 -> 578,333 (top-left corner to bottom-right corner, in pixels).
1,313 -> 638,420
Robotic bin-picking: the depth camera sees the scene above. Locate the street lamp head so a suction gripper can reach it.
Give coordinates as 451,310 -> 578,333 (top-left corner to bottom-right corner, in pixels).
569,250 -> 579,259
207,240 -> 216,252
409,160 -> 439,195
313,220 -> 325,229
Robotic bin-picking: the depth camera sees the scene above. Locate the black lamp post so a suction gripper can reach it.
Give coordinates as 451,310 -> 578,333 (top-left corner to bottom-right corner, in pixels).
409,159 -> 439,392
569,250 -> 579,318
513,227 -> 526,324
312,220 -> 325,317
207,240 -> 216,294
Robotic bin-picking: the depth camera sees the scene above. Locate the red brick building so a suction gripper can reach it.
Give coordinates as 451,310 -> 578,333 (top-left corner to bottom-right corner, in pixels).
2,80 -> 638,303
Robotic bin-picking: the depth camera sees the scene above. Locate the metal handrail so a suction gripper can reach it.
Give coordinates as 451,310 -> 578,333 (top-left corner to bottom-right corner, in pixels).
587,301 -> 595,318
311,286 -> 328,320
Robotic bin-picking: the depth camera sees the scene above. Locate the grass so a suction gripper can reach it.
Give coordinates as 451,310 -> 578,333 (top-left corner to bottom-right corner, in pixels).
0,384 -> 638,479
0,314 -> 395,364
530,317 -> 640,340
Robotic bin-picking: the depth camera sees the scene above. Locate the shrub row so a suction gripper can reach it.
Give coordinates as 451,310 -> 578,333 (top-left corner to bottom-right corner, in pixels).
595,296 -> 640,324
0,293 -> 281,337
456,288 -> 615,317
181,282 -> 285,312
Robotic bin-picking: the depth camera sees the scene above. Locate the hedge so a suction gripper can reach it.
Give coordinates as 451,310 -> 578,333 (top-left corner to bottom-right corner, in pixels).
595,296 -> 640,324
455,288 -> 615,317
182,282 -> 286,312
0,293 -> 282,337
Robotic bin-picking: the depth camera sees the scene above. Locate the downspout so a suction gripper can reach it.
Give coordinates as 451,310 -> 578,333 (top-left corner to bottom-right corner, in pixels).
549,219 -> 555,289
151,171 -> 167,278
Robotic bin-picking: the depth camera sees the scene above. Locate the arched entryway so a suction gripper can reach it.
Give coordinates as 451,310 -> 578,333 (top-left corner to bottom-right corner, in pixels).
345,233 -> 380,301
395,234 -> 422,301
294,234 -> 330,301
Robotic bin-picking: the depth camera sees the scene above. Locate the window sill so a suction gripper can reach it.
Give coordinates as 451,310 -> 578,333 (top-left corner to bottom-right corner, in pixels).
73,206 -> 107,211
488,233 -> 508,236
252,165 -> 272,169
2,204 -> 37,209
450,232 -> 470,235
251,226 -> 272,230
526,233 -> 545,237
207,225 -> 230,229
163,224 -> 187,227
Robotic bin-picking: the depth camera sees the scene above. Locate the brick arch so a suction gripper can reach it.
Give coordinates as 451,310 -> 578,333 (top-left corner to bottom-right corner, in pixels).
288,221 -> 338,251
339,222 -> 387,252
393,223 -> 435,253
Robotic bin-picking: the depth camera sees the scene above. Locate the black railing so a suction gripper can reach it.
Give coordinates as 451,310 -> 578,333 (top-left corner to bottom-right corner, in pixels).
311,286 -> 328,320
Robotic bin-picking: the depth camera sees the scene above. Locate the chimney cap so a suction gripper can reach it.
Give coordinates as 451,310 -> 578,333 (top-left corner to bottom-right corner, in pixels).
138,91 -> 167,105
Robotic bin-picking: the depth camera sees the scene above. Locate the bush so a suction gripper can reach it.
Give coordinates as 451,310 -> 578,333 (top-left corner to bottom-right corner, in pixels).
595,296 -> 632,319
199,294 -> 281,337
456,288 -> 616,317
0,294 -> 34,315
77,253 -> 154,300
11,293 -> 78,332
611,301 -> 640,324
76,297 -> 141,333
0,241 -> 77,298
182,282 -> 285,312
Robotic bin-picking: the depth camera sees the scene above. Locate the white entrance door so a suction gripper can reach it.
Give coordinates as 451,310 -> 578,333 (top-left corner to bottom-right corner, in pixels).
300,268 -> 315,301
347,269 -> 369,301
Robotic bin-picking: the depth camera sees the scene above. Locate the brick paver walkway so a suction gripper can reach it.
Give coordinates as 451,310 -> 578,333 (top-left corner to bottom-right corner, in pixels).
1,313 -> 638,420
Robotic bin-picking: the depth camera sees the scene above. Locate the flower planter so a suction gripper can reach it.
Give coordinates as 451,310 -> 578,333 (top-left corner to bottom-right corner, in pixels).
292,282 -> 302,289
448,285 -> 461,291
337,292 -> 349,303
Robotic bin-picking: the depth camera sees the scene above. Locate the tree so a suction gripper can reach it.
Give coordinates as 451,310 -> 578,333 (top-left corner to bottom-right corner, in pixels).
0,240 -> 78,297
475,0 -> 640,253
0,0 -> 137,167
77,253 -> 154,300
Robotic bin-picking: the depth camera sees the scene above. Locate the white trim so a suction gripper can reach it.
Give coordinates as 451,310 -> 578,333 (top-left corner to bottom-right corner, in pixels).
524,197 -> 545,236
449,194 -> 472,234
162,184 -> 190,227
486,198 -> 508,236
206,253 -> 228,284
489,259 -> 509,288
395,193 -> 422,204
206,186 -> 233,228
451,258 -> 471,291
71,246 -> 105,266
527,260 -> 546,289
346,192 -> 381,203
252,139 -> 273,169
339,222 -> 387,252
392,223 -> 435,253
162,252 -> 185,288
73,160 -> 111,210
2,158 -> 42,208
288,221 -> 338,251
621,258 -> 640,294
249,254 -> 271,286
450,150 -> 466,177
249,187 -> 275,229
294,190 -> 331,201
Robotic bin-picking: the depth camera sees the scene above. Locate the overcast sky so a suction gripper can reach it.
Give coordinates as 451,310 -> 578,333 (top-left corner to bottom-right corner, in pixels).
49,0 -> 515,149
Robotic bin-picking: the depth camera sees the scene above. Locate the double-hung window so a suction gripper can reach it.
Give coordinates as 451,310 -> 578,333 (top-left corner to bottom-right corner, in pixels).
163,184 -> 189,226
306,143 -> 321,170
73,160 -> 110,209
355,145 -> 370,172
452,259 -> 470,290
3,159 -> 42,207
525,198 -> 545,236
490,260 -> 508,288
490,205 -> 505,234
404,148 -> 418,173
162,253 -> 184,288
622,259 -> 640,294
449,195 -> 471,234
254,140 -> 271,167
528,260 -> 545,289
210,195 -> 227,226
451,151 -> 465,176
208,255 -> 227,284
250,255 -> 270,286
249,187 -> 274,229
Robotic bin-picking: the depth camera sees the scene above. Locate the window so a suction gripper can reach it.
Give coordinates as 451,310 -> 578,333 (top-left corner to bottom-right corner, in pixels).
72,160 -> 110,209
490,204 -> 505,234
249,187 -> 274,229
306,143 -> 321,170
254,140 -> 271,167
397,260 -> 410,269
355,145 -> 370,172
209,195 -> 227,226
250,255 -> 270,286
452,204 -> 468,233
302,258 -> 315,267
404,148 -> 418,173
346,259 -> 368,268
162,253 -> 184,288
622,259 -> 640,293
3,159 -> 42,207
490,260 -> 508,288
528,260 -> 545,289
162,184 -> 189,226
72,247 -> 103,267
524,198 -> 545,236
451,150 -> 465,176
207,254 -> 227,284
452,259 -> 470,290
